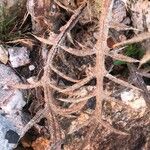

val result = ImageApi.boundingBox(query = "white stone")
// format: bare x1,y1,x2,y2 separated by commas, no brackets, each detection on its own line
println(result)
0,64,27,149
2,90,26,114
29,64,35,71
0,64,26,114
112,0,127,23
8,47,30,68
27,76,37,84
0,115,20,150
121,90,134,103
121,89,146,110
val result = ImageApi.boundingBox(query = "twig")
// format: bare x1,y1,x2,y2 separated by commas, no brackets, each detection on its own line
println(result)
128,64,150,107
54,0,75,13
60,45,96,56
50,63,80,82
8,82,41,89
44,2,87,73
19,108,46,140
107,52,140,63
94,0,114,122
113,32,150,48
60,75,94,93
44,86,63,142
58,90,96,103
106,73,141,91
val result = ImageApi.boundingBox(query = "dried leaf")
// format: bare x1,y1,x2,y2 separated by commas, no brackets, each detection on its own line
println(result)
108,52,139,63
32,34,54,45
68,113,91,134
6,38,34,48
51,140,64,150
107,37,116,48
0,45,8,64
32,137,49,150
21,136,32,148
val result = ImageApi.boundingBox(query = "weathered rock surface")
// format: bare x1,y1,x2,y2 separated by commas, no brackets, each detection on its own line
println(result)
8,47,30,68
0,64,27,149
124,0,150,32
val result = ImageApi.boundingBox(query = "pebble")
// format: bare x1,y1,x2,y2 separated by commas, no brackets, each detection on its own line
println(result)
112,0,127,24
29,64,35,71
121,89,146,110
8,47,30,68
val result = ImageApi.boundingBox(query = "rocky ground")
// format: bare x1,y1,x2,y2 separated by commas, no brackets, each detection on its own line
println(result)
0,0,150,150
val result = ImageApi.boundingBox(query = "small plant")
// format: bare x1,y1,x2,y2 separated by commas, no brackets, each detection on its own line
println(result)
114,44,144,65
0,6,22,41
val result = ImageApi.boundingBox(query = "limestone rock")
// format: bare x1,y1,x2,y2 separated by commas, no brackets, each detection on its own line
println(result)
0,64,27,149
8,47,30,68
123,0,150,32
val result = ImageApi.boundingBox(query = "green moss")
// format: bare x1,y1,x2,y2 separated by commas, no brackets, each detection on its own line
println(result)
114,44,144,66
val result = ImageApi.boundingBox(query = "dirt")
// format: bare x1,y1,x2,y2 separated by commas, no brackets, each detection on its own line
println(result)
0,0,150,150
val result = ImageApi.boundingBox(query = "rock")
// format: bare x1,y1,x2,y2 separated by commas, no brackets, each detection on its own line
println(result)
121,90,134,102
0,64,27,149
122,0,150,66
124,0,150,32
8,47,30,68
112,0,128,24
0,115,20,150
29,64,35,71
1,90,26,114
121,89,146,110
0,63,26,114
